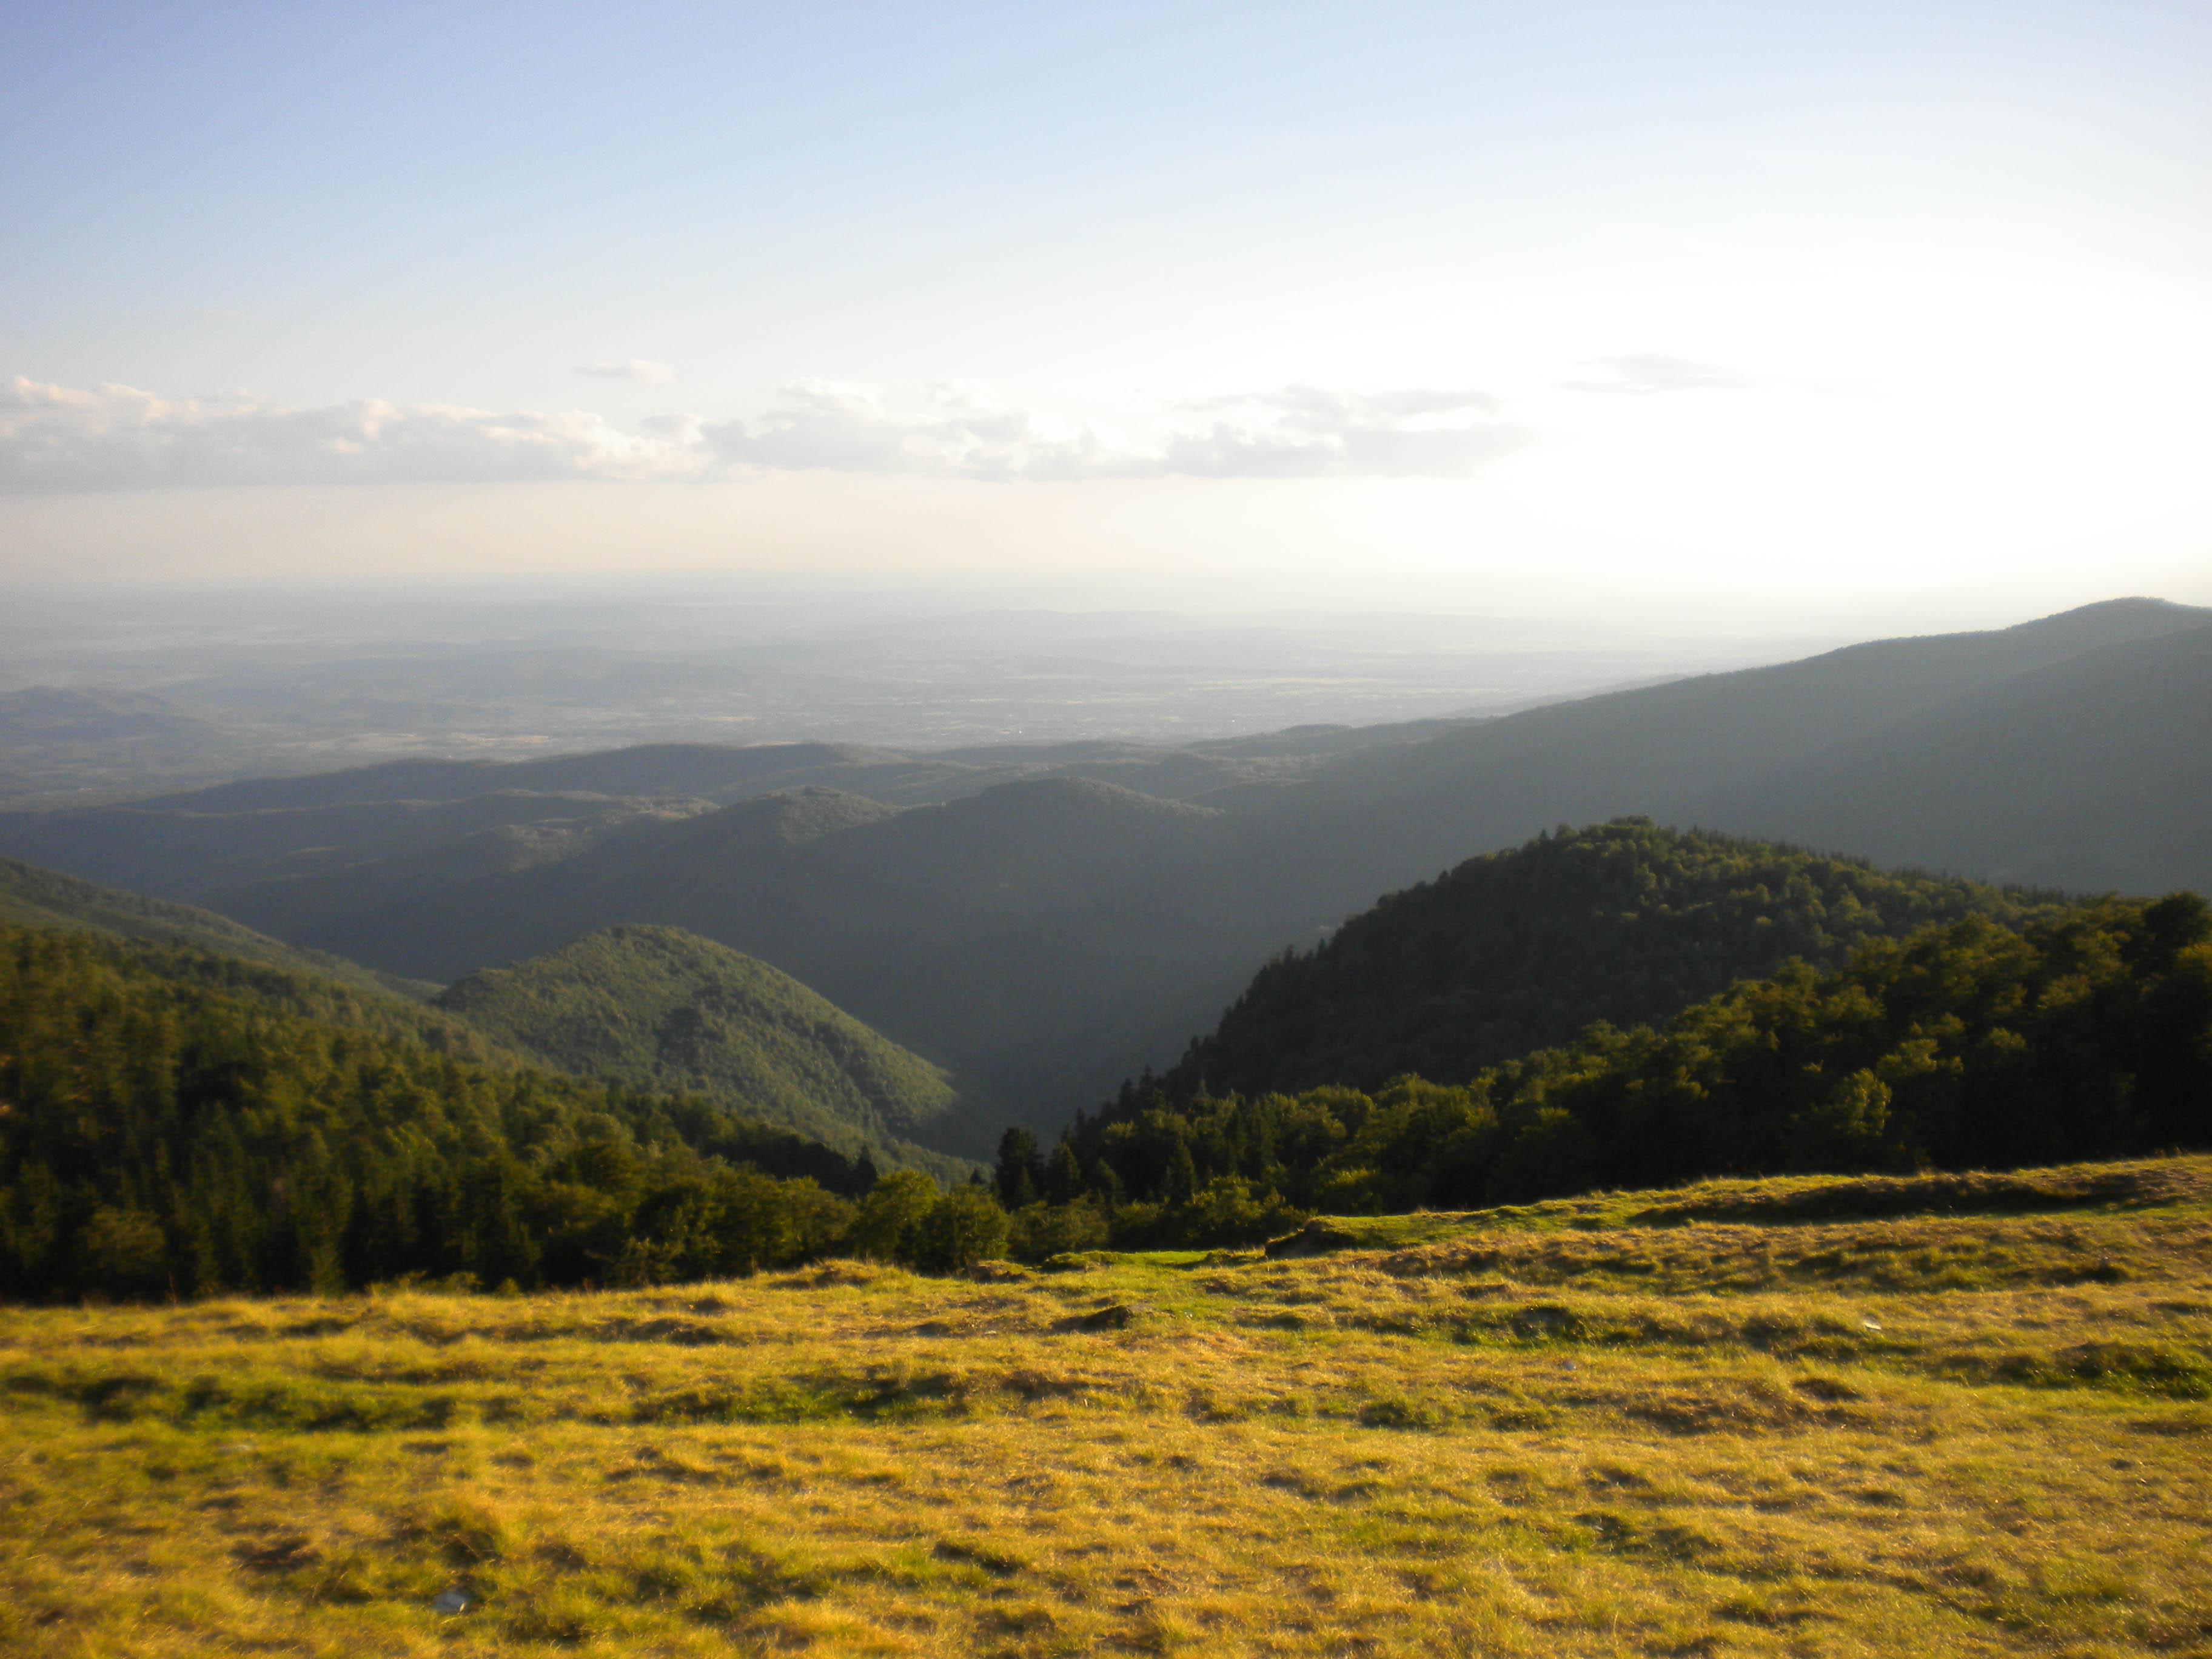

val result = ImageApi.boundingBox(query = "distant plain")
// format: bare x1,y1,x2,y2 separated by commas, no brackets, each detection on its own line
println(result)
0,583,1840,805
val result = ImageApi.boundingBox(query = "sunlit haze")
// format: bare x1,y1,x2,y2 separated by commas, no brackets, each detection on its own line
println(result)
4,2,2210,630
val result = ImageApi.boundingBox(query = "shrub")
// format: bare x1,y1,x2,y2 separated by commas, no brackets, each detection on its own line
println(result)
906,1187,1008,1273
1007,1196,1108,1262
846,1171,940,1262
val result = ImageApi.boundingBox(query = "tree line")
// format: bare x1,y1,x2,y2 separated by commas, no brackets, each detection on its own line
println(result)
0,927,1008,1301
1147,818,2071,1104
1004,893,2210,1239
10,885,2210,1298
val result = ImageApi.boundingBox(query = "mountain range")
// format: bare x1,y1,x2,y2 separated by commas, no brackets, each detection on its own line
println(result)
3,597,2204,1131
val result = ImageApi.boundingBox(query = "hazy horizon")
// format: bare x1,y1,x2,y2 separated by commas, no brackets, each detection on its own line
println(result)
0,574,1871,804
5,4,2208,629
4,577,2199,812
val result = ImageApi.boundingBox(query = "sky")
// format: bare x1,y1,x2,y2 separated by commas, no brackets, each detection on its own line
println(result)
4,1,2210,629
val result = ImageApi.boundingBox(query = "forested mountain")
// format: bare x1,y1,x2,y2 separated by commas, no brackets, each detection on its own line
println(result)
437,925,996,1174
0,788,713,923
1227,598,2212,926
1146,820,2070,1102
1053,893,2212,1236
274,778,1241,1118
1701,622,2212,894
2,598,2205,1123
0,855,982,1176
0,925,1020,1301
0,852,438,1003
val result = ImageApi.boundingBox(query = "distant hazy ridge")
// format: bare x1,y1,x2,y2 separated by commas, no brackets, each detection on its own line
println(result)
3,598,2205,1123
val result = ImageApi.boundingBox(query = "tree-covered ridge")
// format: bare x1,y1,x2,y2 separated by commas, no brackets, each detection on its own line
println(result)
1041,893,2211,1240
434,925,990,1177
0,850,439,1002
1150,819,2071,1104
105,939,511,1064
0,927,1010,1301
0,851,515,1062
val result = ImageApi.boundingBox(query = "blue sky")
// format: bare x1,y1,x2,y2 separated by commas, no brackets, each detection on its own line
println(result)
4,2,2210,624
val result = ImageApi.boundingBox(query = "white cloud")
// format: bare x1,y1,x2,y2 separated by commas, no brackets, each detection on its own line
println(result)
575,358,675,382
709,380,1526,481
0,378,702,490
0,375,1529,491
1558,354,1765,395
1158,386,1524,478
699,380,1121,480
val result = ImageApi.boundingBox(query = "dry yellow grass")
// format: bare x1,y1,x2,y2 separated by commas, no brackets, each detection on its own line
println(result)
3,1156,2210,1657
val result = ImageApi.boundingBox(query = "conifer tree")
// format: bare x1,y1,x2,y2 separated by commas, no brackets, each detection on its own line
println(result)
994,1126,1042,1208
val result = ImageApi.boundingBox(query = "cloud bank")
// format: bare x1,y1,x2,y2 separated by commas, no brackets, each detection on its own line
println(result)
0,379,691,491
0,376,1529,491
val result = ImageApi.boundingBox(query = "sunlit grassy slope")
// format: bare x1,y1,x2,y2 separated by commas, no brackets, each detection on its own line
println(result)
4,1156,2209,1657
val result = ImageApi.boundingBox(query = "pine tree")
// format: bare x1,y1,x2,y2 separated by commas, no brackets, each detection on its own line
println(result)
995,1126,1042,1208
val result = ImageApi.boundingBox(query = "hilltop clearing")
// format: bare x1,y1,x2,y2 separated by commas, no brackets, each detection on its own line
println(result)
2,1154,2207,1655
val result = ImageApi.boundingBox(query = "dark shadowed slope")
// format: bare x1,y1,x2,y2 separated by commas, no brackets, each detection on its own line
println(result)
0,853,440,1002
436,925,996,1172
301,779,1241,1119
290,788,908,980
1142,819,2072,1104
0,789,713,908
1702,623,2212,893
1241,601,2212,930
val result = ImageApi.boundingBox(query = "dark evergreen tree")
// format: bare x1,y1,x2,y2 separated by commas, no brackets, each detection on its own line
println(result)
1045,1135,1084,1204
994,1126,1042,1208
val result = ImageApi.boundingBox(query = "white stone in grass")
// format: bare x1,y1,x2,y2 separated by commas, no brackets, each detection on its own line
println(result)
432,1590,472,1614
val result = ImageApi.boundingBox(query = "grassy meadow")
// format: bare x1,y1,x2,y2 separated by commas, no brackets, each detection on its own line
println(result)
3,1156,2210,1657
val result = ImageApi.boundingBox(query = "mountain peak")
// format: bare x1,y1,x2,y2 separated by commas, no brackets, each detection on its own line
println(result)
2000,596,2211,648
